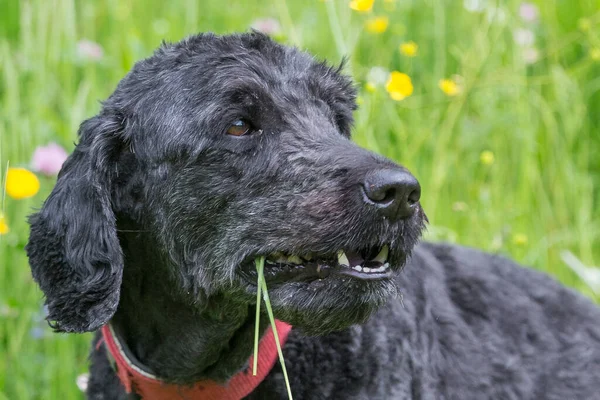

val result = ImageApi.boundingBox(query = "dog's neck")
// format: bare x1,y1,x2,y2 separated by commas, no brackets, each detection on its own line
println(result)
111,224,266,384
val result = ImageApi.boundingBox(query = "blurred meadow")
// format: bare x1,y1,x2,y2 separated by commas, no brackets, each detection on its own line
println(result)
1,0,600,398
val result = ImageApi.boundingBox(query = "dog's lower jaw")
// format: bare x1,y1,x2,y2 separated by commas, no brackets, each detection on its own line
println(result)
236,251,408,335
268,277,399,335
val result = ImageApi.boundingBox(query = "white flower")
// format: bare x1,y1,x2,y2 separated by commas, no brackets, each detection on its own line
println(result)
463,0,486,13
77,373,90,392
366,66,389,86
513,28,535,47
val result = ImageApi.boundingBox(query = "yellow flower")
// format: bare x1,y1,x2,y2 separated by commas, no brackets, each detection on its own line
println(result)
438,78,461,96
349,0,374,12
0,214,8,235
385,72,413,101
512,233,529,246
399,41,418,57
480,150,495,165
591,48,600,61
365,16,389,34
6,167,40,200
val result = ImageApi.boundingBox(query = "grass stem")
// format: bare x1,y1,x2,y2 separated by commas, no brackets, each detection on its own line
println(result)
255,256,293,399
260,277,293,400
252,256,264,375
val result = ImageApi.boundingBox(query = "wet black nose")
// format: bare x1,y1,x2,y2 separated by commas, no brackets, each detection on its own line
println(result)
362,169,421,220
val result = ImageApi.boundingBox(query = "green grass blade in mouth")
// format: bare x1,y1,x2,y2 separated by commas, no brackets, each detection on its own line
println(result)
252,256,264,376
254,256,293,399
260,274,293,400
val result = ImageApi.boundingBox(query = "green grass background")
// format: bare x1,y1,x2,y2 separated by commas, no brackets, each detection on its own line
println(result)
1,0,599,398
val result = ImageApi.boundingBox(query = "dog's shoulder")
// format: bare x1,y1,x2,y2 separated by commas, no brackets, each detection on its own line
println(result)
411,241,600,326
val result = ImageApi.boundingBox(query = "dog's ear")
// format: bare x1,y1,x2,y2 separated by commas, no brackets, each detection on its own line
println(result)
26,114,124,333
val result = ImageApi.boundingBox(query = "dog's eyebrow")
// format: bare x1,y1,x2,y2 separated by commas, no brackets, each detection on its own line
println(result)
219,78,277,114
221,76,271,98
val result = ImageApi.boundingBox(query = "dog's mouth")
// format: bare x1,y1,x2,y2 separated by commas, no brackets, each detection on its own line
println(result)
240,244,394,285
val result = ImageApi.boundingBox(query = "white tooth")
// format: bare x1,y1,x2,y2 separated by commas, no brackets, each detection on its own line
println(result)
373,266,383,273
373,245,389,263
270,252,287,263
383,263,390,270
353,265,363,272
362,267,372,273
338,251,350,267
286,255,303,264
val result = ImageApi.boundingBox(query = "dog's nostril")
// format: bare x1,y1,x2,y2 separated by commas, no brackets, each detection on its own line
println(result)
407,186,421,205
362,169,420,221
368,186,396,204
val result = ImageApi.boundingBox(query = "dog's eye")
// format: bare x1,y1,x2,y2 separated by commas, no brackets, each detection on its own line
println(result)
227,119,251,136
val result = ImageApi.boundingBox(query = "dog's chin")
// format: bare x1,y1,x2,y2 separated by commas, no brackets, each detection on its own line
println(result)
266,276,399,335
238,247,407,335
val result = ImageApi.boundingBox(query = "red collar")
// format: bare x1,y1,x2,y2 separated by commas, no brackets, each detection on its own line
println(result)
100,321,292,400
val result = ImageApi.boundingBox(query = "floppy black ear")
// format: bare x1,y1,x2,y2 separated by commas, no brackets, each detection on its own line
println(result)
26,114,124,333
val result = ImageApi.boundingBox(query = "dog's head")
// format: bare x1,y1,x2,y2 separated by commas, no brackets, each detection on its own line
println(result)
27,32,426,335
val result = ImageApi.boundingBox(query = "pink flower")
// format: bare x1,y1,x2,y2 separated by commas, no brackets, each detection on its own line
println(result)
76,39,104,61
31,143,68,176
519,3,539,23
250,18,282,36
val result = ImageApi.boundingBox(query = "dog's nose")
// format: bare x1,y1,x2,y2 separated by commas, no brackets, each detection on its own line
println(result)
362,169,421,220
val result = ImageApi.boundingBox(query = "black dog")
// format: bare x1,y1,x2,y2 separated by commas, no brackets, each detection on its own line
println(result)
27,32,600,399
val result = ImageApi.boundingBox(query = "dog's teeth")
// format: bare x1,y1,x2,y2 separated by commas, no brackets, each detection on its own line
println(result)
383,263,390,270
286,255,303,265
338,251,350,267
373,245,389,263
268,252,285,263
353,265,363,272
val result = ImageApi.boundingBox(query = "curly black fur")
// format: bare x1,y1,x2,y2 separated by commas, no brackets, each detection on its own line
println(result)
27,32,600,399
